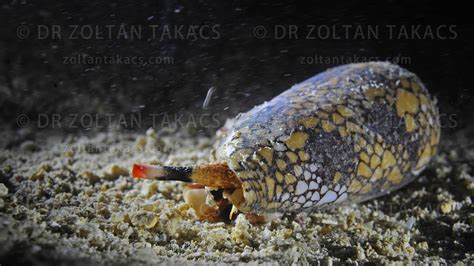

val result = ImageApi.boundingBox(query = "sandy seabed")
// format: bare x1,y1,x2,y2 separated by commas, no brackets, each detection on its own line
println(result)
0,127,472,265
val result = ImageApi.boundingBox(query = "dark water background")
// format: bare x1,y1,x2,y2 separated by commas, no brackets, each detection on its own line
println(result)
0,1,472,135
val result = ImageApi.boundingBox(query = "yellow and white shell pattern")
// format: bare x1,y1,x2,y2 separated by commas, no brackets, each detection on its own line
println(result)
215,62,440,214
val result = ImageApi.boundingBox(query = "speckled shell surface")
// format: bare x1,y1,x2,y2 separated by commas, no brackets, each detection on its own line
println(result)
215,62,440,214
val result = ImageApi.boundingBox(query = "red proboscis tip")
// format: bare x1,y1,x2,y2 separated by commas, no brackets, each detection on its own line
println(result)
132,163,149,178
